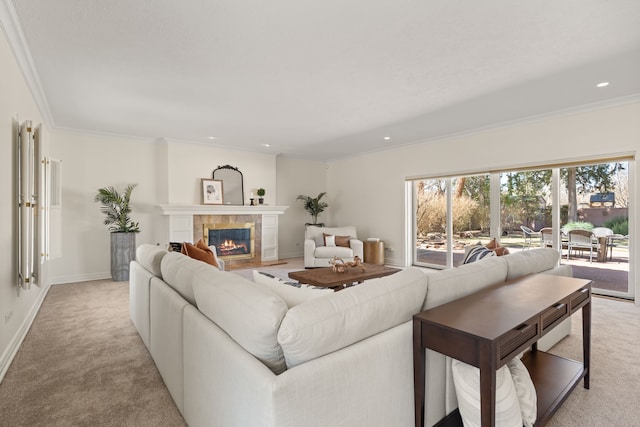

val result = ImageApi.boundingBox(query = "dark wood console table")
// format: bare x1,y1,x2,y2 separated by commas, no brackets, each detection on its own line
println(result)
413,274,592,427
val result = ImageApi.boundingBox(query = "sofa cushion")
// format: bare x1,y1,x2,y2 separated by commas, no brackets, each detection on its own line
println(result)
160,252,220,305
503,248,560,280
314,246,354,258
277,267,427,368
252,271,333,308
192,269,289,374
423,256,508,310
452,359,523,427
136,244,167,277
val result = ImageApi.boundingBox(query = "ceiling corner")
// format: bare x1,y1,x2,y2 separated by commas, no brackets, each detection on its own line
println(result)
0,0,55,128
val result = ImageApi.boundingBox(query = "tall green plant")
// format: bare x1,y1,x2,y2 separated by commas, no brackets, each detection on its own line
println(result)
296,192,328,224
94,184,140,232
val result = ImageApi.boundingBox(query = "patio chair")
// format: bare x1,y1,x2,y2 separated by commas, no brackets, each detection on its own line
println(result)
520,225,540,249
566,229,599,263
539,227,553,248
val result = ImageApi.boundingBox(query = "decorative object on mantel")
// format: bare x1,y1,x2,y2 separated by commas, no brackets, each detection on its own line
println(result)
329,256,366,273
296,192,328,226
201,179,223,205
94,184,140,281
257,188,266,204
213,164,244,205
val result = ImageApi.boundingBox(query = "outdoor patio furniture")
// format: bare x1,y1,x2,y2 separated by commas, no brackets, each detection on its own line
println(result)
520,225,540,249
540,227,553,248
567,229,600,263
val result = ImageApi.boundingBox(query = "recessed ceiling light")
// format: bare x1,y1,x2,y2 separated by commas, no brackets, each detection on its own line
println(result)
207,136,216,139
262,144,271,148
383,136,391,140
596,82,609,88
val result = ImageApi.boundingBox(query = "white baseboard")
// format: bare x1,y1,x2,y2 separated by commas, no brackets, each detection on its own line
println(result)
0,282,52,383
50,272,111,285
278,250,304,259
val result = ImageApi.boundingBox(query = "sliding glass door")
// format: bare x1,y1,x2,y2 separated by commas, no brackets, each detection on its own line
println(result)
411,158,634,300
414,174,491,268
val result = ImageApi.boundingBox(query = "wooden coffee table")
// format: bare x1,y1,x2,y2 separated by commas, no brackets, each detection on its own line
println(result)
288,264,401,290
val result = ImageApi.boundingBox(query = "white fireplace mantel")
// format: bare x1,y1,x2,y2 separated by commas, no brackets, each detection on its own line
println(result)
159,204,288,216
159,204,289,262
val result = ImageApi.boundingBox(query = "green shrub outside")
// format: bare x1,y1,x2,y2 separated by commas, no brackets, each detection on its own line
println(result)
604,216,628,235
562,221,594,233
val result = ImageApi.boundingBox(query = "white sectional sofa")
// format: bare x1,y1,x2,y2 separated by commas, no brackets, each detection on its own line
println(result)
129,245,572,427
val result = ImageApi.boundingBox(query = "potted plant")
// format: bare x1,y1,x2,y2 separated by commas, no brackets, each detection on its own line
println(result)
296,192,328,226
94,184,140,281
257,188,266,204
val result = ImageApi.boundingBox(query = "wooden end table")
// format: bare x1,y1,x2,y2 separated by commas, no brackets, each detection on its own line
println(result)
288,263,401,290
413,274,591,427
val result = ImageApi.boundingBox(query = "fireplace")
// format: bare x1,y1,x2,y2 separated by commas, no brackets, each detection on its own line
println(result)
203,223,255,260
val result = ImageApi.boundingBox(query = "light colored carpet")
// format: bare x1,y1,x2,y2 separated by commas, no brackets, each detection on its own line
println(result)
0,280,186,427
546,296,640,427
1,266,638,426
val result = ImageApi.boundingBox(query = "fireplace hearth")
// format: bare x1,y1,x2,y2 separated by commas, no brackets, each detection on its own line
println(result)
204,223,255,260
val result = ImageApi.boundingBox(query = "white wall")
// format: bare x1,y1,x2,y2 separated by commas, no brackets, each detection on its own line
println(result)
47,131,162,283
276,156,327,258
47,135,280,284
0,25,50,380
165,140,276,205
327,102,640,294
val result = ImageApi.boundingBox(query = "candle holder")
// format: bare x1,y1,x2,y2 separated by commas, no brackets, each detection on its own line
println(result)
250,198,255,206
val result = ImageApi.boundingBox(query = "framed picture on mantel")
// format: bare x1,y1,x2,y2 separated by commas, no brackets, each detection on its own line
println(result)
201,179,223,205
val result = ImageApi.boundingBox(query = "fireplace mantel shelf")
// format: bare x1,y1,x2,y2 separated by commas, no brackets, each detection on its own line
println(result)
159,204,288,216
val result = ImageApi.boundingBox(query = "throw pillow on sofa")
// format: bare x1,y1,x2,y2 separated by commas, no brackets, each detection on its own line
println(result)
452,359,523,427
486,238,510,256
323,233,351,248
252,271,333,308
463,245,496,264
181,239,219,268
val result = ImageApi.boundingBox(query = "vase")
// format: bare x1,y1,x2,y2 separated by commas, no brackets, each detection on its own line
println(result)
111,232,136,281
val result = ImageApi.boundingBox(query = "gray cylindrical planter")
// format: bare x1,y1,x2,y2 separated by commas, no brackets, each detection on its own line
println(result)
111,232,136,281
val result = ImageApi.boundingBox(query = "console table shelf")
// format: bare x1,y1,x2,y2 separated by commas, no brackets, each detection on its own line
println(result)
413,274,592,427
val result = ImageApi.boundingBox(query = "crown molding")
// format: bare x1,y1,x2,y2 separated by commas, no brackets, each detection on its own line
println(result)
0,0,55,128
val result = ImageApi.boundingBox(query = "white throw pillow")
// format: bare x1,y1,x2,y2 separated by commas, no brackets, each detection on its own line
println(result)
507,357,537,427
452,359,523,427
324,235,336,247
252,271,333,308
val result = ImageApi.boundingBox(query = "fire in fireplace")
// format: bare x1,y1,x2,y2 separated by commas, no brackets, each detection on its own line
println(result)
203,223,255,260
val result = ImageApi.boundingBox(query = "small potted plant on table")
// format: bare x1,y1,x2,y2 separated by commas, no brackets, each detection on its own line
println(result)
257,188,266,204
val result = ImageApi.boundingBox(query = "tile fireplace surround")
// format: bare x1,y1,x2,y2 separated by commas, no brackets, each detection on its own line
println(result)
159,205,288,265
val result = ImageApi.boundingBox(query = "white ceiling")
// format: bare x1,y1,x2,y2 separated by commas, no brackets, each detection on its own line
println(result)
5,0,640,161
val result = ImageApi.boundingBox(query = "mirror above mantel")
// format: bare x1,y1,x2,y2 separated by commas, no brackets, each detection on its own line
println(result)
213,165,244,205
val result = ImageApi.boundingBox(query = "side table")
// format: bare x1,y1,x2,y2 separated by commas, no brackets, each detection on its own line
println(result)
413,274,592,427
364,240,385,265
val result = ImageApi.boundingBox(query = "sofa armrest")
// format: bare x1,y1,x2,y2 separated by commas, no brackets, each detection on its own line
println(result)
350,239,364,260
304,239,317,267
